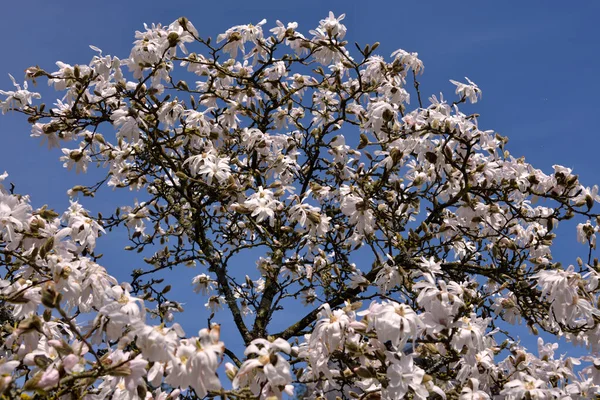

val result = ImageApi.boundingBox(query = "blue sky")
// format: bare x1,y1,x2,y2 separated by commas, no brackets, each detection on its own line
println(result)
1,0,599,363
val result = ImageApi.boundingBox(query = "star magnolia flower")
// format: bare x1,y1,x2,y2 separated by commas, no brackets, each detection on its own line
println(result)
270,20,298,42
339,186,375,235
60,201,105,252
216,19,266,58
192,274,215,296
241,186,281,227
165,325,223,397
500,376,547,399
385,355,428,399
100,284,144,324
0,192,30,247
109,350,148,395
311,303,351,353
419,256,442,283
134,322,183,362
288,201,331,237
0,74,41,114
60,148,91,174
184,152,231,185
359,301,421,349
0,360,19,393
460,378,490,400
205,295,226,313
233,338,294,399
450,77,481,103
310,11,347,40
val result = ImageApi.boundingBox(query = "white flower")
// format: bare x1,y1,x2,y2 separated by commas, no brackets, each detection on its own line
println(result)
492,293,522,325
134,323,182,362
192,274,215,296
270,20,299,46
205,295,226,313
450,77,481,103
452,314,488,353
0,74,41,114
238,186,281,227
158,100,184,127
165,325,223,397
100,284,144,324
385,355,428,399
233,338,293,399
364,100,397,135
339,186,374,235
216,19,267,58
0,190,31,247
577,221,596,245
0,360,19,375
288,201,330,237
391,49,424,74
60,148,91,174
37,368,60,389
108,350,148,396
419,256,442,283
111,107,142,143
311,12,346,40
310,304,350,354
300,288,317,305
0,360,19,393
309,12,349,65
197,156,231,185
460,378,490,400
359,301,420,349
184,152,232,185
500,376,547,399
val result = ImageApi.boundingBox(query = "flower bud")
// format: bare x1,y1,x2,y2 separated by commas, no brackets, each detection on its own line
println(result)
41,282,61,309
225,363,237,381
167,32,180,47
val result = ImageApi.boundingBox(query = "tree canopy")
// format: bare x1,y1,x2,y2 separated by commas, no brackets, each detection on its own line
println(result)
1,12,600,400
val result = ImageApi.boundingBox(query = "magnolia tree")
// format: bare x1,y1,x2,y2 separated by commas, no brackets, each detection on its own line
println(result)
1,12,600,400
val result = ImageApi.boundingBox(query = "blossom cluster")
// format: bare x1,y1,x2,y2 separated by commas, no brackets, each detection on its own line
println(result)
1,11,600,400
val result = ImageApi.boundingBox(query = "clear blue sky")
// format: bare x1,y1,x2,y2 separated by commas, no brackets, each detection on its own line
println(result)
1,0,599,360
